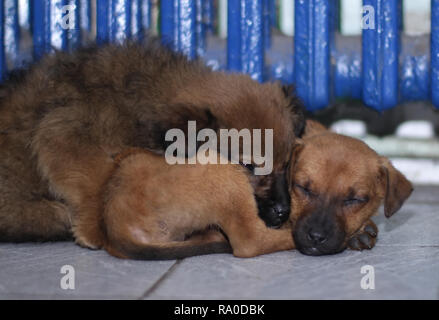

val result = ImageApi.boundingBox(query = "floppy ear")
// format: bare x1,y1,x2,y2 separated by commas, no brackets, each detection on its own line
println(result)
380,158,414,218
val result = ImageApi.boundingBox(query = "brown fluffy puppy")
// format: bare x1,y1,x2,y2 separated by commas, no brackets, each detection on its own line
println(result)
0,41,304,246
102,148,293,260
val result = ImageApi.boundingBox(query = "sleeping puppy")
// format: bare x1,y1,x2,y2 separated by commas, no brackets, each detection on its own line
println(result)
290,120,413,255
101,120,413,260
0,41,304,246
102,148,294,260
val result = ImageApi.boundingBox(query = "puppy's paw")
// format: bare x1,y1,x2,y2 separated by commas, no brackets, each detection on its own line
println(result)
347,220,378,251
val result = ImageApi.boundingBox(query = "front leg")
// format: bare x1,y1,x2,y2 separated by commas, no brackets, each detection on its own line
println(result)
347,220,378,251
219,202,295,258
232,226,294,258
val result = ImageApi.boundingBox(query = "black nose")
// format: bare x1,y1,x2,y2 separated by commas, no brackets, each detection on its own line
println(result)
273,204,290,220
307,229,328,244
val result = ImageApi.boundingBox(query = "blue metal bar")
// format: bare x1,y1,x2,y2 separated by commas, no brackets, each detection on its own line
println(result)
227,0,264,82
0,0,434,111
195,0,204,54
5,0,20,67
362,0,399,111
28,0,34,34
132,0,150,41
141,0,151,31
178,0,197,59
50,0,68,51
203,0,214,33
97,0,109,44
66,0,82,50
18,0,31,30
160,0,197,59
80,0,91,32
400,54,429,102
131,0,140,39
242,0,264,81
196,0,206,56
269,0,276,27
263,0,272,49
294,0,333,111
328,0,337,100
131,0,151,41
227,0,242,72
432,0,439,108
110,0,131,42
33,0,50,60
0,2,5,81
334,43,362,100
33,0,70,55
160,0,176,48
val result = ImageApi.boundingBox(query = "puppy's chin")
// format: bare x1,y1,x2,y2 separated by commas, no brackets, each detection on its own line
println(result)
295,243,346,256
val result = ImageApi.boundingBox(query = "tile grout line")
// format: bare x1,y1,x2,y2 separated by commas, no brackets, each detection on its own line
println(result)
375,244,439,248
406,201,439,205
138,259,183,300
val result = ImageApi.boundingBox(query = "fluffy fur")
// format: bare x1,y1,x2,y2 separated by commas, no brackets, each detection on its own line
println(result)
102,148,293,260
94,120,414,260
0,40,304,246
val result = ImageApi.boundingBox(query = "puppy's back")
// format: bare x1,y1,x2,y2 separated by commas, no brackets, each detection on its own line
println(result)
102,150,255,256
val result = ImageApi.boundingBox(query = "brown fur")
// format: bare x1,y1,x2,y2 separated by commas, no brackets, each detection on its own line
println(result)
290,120,413,255
102,148,293,259
100,118,413,259
0,40,304,246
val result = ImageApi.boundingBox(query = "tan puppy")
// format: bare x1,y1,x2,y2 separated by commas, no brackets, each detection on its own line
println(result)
102,148,294,260
290,120,413,255
101,120,413,260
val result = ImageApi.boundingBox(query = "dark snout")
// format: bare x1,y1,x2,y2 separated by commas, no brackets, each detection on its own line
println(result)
257,172,291,228
293,208,346,256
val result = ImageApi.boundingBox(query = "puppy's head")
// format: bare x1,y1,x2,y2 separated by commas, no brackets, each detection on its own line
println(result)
200,80,305,229
233,83,305,229
167,73,305,229
290,127,413,256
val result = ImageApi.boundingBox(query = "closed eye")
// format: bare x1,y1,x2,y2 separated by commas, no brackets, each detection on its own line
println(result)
343,197,369,206
295,184,313,197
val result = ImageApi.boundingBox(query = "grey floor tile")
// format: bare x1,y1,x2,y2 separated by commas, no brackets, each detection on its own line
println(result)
1,186,438,300
146,199,439,300
146,246,439,300
0,242,176,299
372,203,439,246
408,185,439,204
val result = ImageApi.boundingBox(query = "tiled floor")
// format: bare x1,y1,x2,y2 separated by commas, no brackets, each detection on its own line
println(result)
1,185,438,300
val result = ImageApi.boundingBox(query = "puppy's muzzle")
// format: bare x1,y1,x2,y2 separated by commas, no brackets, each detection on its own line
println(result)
256,172,291,228
258,202,290,229
293,208,346,256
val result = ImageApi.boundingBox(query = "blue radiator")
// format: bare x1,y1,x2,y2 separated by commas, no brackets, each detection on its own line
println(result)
0,0,437,112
